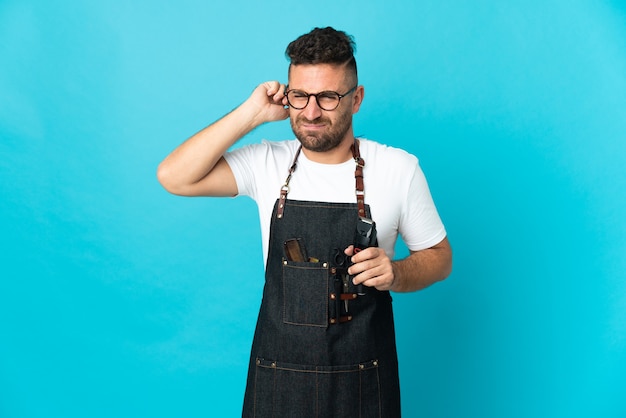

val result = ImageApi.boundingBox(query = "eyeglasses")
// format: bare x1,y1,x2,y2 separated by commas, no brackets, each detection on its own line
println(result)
285,85,358,111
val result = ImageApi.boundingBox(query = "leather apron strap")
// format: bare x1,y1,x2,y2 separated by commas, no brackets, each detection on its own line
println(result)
276,139,366,219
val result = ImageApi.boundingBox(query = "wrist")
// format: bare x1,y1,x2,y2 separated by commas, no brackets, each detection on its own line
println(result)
390,262,400,292
235,99,267,132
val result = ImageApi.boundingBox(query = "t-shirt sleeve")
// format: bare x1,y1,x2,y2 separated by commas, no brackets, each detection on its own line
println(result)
223,140,291,203
223,142,275,201
399,163,447,251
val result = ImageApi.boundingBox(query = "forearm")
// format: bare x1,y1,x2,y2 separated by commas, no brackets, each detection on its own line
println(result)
157,100,262,194
390,237,452,293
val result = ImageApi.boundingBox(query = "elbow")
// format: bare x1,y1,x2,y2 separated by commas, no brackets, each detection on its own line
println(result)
441,257,453,282
440,244,453,281
156,162,181,195
433,237,453,282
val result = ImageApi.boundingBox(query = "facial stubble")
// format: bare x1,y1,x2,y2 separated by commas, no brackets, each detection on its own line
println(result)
290,109,353,153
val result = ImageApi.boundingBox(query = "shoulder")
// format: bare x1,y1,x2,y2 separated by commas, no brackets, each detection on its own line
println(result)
258,138,301,153
226,139,300,166
224,139,300,200
233,138,299,155
359,138,418,171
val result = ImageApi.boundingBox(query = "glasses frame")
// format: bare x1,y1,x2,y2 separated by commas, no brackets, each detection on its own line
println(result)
284,85,358,111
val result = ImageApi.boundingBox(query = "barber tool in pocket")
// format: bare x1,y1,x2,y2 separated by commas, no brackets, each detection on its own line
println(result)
283,238,319,262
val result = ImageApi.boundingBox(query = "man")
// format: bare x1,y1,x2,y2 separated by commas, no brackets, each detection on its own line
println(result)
158,27,451,417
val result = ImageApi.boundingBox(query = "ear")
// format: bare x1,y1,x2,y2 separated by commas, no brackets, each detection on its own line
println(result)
352,85,365,114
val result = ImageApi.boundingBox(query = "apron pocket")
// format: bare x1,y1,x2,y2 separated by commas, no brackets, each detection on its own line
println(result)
253,358,381,418
282,260,329,327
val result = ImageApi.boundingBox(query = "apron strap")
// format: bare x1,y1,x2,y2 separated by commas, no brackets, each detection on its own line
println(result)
351,139,367,217
277,145,302,219
276,139,366,219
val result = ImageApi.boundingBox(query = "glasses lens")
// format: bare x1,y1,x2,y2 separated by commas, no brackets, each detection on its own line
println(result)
316,92,340,110
287,91,309,109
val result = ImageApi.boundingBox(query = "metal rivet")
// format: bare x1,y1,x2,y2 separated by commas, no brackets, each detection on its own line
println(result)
323,262,328,268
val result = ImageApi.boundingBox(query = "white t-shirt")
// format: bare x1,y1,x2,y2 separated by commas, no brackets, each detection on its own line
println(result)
224,138,446,266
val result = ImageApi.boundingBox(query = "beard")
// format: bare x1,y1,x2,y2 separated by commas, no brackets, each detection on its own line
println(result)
290,110,352,153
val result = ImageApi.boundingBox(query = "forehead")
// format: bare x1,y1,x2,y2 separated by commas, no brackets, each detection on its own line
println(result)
288,63,352,91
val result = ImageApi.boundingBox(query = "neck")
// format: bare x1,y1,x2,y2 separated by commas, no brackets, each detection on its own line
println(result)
300,136,355,164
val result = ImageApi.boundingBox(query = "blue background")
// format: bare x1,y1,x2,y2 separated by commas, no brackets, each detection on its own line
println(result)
1,1,625,417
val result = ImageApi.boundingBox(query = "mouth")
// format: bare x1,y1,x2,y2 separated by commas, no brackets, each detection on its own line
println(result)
302,123,325,130
298,117,328,130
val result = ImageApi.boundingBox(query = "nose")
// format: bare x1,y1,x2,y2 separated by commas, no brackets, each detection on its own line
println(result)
301,95,323,120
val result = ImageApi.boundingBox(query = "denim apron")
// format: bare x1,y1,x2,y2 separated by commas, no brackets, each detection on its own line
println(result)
242,142,401,417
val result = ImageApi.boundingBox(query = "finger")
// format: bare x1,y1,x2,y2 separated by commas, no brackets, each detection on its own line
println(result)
274,83,287,99
351,261,383,283
355,270,394,291
344,245,355,256
350,246,377,264
263,81,280,95
268,83,285,102
350,252,393,284
354,274,384,290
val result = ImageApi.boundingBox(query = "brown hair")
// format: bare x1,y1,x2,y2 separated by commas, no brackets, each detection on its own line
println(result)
285,27,358,80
